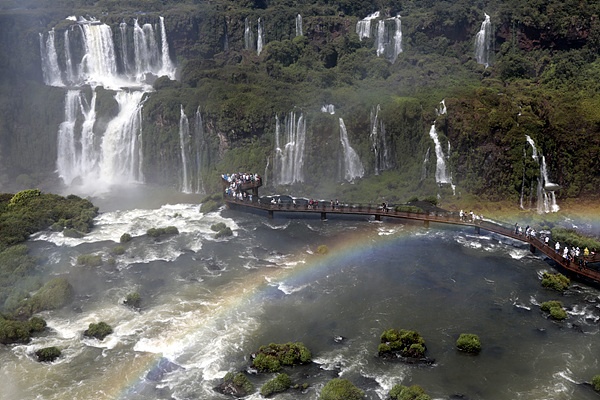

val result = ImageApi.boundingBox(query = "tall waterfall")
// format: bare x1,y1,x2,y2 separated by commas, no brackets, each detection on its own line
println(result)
296,14,303,36
370,105,393,175
523,136,559,213
356,11,380,40
194,107,206,194
375,16,402,63
421,147,430,181
321,104,335,114
428,124,450,184
244,18,255,51
41,16,176,192
39,29,64,87
179,106,192,193
257,18,264,55
525,134,538,161
475,13,492,67
339,118,364,182
274,112,306,185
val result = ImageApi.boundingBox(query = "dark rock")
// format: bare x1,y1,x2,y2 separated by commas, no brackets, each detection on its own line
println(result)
146,357,183,382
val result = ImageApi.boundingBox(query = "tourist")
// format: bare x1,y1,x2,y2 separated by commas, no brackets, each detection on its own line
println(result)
514,223,519,234
544,236,549,246
555,241,560,253
584,247,590,256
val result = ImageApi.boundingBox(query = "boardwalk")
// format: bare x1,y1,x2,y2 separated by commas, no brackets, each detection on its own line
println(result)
223,194,600,285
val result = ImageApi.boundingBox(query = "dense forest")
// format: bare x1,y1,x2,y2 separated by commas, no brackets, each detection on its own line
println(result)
0,0,599,206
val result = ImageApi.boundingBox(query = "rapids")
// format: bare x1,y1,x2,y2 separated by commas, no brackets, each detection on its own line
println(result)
1,188,599,400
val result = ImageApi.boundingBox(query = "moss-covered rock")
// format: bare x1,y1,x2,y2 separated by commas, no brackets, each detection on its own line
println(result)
124,292,141,309
200,200,220,214
456,333,481,354
120,233,132,243
14,277,73,318
260,373,292,396
214,227,233,238
389,384,431,400
210,222,227,232
84,321,113,340
540,300,568,320
35,346,61,362
111,245,126,255
77,254,103,267
378,328,428,360
320,378,364,400
541,272,570,292
252,342,312,372
147,226,179,238
215,372,254,397
0,315,46,344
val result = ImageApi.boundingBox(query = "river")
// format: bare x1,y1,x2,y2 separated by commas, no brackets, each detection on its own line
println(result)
1,186,599,400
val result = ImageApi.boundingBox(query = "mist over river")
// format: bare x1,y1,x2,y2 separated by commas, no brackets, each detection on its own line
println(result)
1,187,599,400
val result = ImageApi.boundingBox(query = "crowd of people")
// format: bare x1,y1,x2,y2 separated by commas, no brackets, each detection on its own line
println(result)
459,209,483,223
222,172,261,200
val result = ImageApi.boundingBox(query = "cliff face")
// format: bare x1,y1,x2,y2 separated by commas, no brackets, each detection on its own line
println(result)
0,1,598,204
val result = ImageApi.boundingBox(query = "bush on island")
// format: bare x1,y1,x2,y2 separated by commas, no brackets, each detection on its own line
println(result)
120,233,132,243
14,277,74,318
540,300,567,320
456,333,481,354
124,292,141,309
378,328,426,358
210,222,227,232
111,245,126,255
0,315,46,344
317,245,329,255
216,372,254,397
77,254,103,267
35,346,61,362
252,342,312,372
541,272,570,292
389,384,431,400
84,321,113,340
147,226,179,238
592,375,600,392
215,227,233,238
260,373,292,396
320,378,364,400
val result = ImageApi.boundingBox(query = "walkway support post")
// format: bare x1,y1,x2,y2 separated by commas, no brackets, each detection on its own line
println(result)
268,210,273,219
424,220,429,228
529,243,536,254
475,226,480,235
321,212,326,220
375,214,381,221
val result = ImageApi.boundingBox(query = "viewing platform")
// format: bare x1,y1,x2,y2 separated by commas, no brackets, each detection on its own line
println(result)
220,177,600,286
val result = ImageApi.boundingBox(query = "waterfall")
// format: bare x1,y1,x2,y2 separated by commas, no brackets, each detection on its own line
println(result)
179,106,192,193
133,19,161,81
64,30,76,85
80,20,120,88
523,136,559,213
370,105,392,175
119,22,131,77
428,124,450,184
56,91,80,184
339,118,364,182
296,14,303,36
356,11,380,40
525,134,538,161
392,16,402,63
437,99,447,116
257,18,265,55
274,112,306,185
39,29,64,87
159,16,175,79
244,18,254,51
99,91,145,184
321,104,335,114
194,107,205,193
372,15,402,63
376,20,386,57
421,147,430,181
475,13,492,67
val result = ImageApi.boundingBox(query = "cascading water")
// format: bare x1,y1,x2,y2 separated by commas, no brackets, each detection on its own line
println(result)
339,118,365,182
257,18,264,55
428,124,450,184
296,14,303,37
475,13,492,67
374,16,402,63
356,11,380,40
523,136,559,213
274,112,306,185
179,106,192,193
244,18,254,51
194,107,206,194
525,134,538,161
321,104,335,114
421,147,430,181
370,104,393,175
41,16,176,193
39,29,64,87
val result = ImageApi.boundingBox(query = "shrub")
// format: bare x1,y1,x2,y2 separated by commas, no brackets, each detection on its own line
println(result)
592,375,600,392
422,196,438,206
217,372,254,397
210,222,227,232
77,254,103,267
379,328,426,358
147,226,179,238
252,342,312,372
111,245,126,255
35,346,61,362
0,315,46,344
320,378,364,400
389,384,431,400
120,233,132,243
456,333,481,354
317,245,329,254
124,292,141,309
394,205,424,213
84,321,113,340
260,373,292,396
215,227,233,238
541,272,570,292
8,189,42,208
540,300,567,320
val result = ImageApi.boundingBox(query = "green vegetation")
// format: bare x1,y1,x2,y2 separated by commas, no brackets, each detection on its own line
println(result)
84,321,113,340
378,328,426,358
456,333,481,354
211,222,233,238
147,226,179,238
540,300,568,320
77,254,103,267
592,375,600,392
317,245,329,255
252,342,312,372
551,228,600,252
0,315,46,344
35,346,61,362
210,222,227,232
120,233,132,243
389,384,431,400
260,373,292,396
13,277,73,318
320,378,364,400
200,194,223,214
217,372,254,397
111,245,126,255
124,292,141,309
541,272,570,292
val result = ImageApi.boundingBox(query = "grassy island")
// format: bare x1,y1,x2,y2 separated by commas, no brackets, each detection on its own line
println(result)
252,342,312,372
320,378,364,400
389,384,431,400
378,328,427,359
